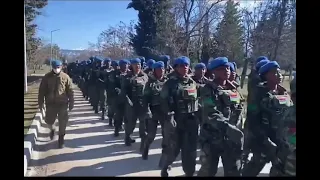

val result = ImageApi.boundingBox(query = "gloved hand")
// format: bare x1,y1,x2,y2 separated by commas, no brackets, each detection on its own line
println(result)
69,102,74,111
115,88,121,95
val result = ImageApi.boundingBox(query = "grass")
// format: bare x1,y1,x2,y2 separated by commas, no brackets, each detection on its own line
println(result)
24,68,48,136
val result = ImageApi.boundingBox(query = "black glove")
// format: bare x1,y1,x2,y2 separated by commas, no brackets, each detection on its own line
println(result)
69,102,74,111
115,88,121,95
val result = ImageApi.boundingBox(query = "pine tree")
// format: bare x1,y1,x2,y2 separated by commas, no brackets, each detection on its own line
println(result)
215,0,244,66
127,0,157,58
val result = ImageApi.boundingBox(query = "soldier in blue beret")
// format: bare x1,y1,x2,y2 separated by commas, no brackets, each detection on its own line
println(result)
110,59,131,136
141,61,168,160
159,56,199,177
38,60,74,148
121,57,149,148
144,59,156,76
192,63,208,126
198,57,244,177
242,61,290,176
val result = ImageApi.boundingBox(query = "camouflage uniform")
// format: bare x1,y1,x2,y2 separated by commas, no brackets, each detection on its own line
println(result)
192,75,208,125
121,70,149,147
197,80,244,176
109,68,128,136
141,72,168,159
269,78,296,176
89,58,103,113
38,61,74,148
159,57,199,177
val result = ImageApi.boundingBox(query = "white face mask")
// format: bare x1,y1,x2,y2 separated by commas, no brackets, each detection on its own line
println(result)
53,68,61,74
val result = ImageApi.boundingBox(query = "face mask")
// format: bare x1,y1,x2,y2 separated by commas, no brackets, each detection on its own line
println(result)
53,68,61,74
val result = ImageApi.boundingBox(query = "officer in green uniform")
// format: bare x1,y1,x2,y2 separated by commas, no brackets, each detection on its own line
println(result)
159,56,199,177
38,60,74,148
99,58,113,121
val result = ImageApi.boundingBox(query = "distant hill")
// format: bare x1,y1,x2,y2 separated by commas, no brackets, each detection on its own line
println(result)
60,49,86,57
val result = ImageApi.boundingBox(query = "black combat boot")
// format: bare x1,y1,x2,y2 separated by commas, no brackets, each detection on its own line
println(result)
140,136,146,153
161,168,169,177
108,118,113,126
125,135,132,146
58,135,65,149
114,128,119,137
94,106,99,114
101,108,105,120
49,129,54,140
142,141,150,160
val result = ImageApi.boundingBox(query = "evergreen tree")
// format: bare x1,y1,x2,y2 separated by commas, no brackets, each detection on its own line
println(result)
127,0,157,58
215,0,244,66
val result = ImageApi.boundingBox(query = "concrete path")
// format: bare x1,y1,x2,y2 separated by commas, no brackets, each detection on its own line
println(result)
26,89,272,177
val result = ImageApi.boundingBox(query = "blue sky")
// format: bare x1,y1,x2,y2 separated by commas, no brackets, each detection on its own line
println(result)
35,0,138,50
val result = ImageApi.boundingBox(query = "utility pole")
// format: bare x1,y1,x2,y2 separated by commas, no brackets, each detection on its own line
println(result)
50,29,60,62
24,3,28,94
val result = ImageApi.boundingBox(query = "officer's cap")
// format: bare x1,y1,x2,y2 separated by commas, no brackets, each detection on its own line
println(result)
258,61,280,75
207,57,229,71
194,63,206,70
152,61,165,69
51,60,62,68
174,56,190,66
147,59,156,68
256,59,270,71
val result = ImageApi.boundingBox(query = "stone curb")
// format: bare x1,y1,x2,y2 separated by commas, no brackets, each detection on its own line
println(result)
24,108,46,176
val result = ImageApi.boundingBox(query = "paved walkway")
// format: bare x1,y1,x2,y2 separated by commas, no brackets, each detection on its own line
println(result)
26,89,272,177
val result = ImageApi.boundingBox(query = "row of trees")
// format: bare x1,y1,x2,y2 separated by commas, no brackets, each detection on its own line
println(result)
81,0,295,70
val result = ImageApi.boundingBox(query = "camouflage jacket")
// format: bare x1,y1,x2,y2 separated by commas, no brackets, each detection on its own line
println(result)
160,75,198,114
247,82,292,144
144,74,168,108
200,80,245,127
38,71,74,106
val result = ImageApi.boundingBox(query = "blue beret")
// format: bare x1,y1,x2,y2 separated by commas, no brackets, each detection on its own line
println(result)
258,61,280,75
147,59,156,68
51,60,62,68
228,62,235,72
195,63,206,70
256,59,270,70
256,56,268,63
131,58,141,64
207,57,229,70
119,59,130,65
174,56,190,66
104,58,111,62
161,55,170,62
152,61,165,69
111,60,119,66
232,62,237,70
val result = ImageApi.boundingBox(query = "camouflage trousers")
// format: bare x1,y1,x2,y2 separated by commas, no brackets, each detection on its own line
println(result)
145,107,165,147
45,103,69,136
197,143,242,176
269,150,296,176
159,113,198,176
